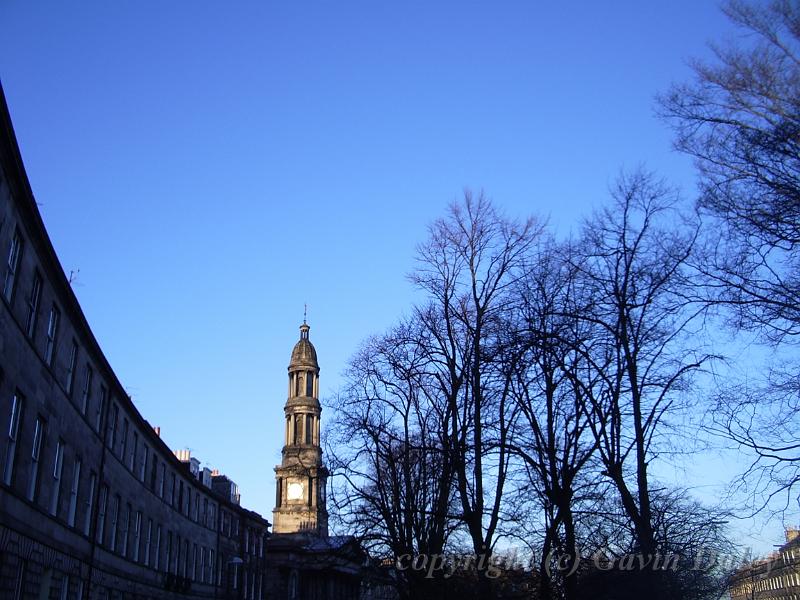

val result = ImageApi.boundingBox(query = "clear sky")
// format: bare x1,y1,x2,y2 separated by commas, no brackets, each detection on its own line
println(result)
0,1,781,554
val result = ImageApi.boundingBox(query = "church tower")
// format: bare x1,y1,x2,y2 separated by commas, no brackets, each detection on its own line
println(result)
273,322,328,536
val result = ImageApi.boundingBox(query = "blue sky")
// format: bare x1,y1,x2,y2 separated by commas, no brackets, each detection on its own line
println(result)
0,1,781,553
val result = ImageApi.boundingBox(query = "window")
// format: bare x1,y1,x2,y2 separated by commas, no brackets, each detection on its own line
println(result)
80,365,93,416
96,484,108,543
154,524,162,571
83,472,96,535
139,445,148,481
120,418,128,460
175,535,181,575
132,511,142,562
24,271,42,339
200,547,206,583
12,559,26,600
3,229,23,303
27,416,45,501
174,534,180,575
109,494,120,551
67,459,81,526
170,472,176,506
65,341,78,396
166,532,172,573
3,391,23,486
49,439,65,516
305,414,313,444
178,480,184,513
293,414,301,445
144,518,152,566
306,371,314,397
192,543,198,580
129,431,137,471
183,539,189,577
44,305,60,366
150,455,158,491
107,403,118,449
120,502,131,557
60,574,70,600
158,462,165,498
95,385,106,432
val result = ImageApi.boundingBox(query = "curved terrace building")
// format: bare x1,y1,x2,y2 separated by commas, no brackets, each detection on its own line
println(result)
0,83,270,600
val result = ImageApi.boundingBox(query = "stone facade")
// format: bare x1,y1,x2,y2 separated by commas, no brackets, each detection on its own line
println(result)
0,82,269,599
729,529,800,600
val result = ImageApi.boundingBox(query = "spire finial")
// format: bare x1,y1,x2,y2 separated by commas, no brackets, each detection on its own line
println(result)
303,303,307,325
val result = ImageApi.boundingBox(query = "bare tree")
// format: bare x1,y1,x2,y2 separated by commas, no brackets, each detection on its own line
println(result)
659,0,800,516
659,0,800,341
576,487,734,600
506,239,601,600
708,369,800,516
332,182,722,599
328,320,457,599
571,171,710,581
410,191,542,599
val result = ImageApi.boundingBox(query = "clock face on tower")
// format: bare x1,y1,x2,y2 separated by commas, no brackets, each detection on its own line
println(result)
287,481,305,501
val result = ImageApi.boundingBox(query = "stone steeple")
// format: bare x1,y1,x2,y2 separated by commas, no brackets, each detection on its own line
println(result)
272,323,328,535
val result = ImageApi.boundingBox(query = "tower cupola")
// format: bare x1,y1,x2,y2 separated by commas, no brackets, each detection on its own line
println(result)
289,323,318,369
